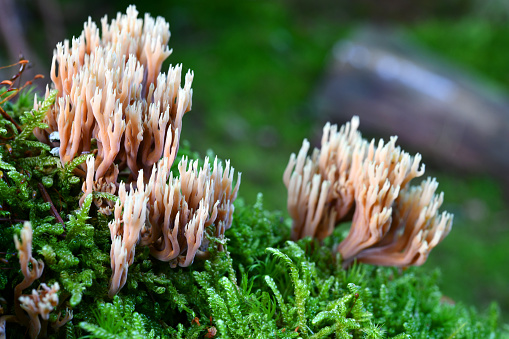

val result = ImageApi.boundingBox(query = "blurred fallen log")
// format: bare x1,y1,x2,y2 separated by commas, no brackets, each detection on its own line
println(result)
315,26,509,189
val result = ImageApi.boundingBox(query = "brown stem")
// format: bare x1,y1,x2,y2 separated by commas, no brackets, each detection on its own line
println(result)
72,167,86,178
0,105,21,133
346,292,360,318
37,183,65,230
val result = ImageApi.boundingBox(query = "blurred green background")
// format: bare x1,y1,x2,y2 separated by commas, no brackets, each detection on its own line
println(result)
1,0,508,323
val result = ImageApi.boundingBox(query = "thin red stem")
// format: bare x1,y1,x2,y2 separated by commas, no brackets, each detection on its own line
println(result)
37,182,65,230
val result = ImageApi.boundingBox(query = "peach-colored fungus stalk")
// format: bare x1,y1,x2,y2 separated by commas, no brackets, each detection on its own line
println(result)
13,222,44,329
108,173,149,297
19,283,60,339
2,223,73,338
284,116,453,267
283,117,365,241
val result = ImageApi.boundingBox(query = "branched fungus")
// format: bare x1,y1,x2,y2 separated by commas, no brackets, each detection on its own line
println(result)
13,222,44,328
19,283,60,339
2,223,72,338
107,156,240,296
283,117,365,241
351,177,453,266
284,116,453,267
108,173,149,297
33,5,241,299
34,5,193,212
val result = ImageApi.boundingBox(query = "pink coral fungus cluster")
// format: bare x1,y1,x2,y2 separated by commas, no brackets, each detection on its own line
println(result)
107,156,240,297
33,5,241,297
34,5,193,211
284,116,453,267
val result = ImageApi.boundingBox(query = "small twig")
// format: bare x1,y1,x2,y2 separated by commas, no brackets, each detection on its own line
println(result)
0,59,28,70
346,293,360,318
0,105,21,133
72,167,86,177
37,182,65,230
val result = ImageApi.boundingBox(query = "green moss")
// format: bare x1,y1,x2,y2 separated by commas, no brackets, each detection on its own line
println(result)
0,43,507,339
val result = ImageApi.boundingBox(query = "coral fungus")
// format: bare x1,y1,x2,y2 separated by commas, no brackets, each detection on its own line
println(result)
49,5,242,297
284,116,453,266
0,223,72,338
34,5,193,212
105,155,240,296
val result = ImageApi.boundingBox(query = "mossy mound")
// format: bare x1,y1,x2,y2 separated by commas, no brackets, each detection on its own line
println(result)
0,65,507,339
